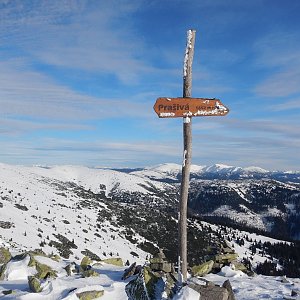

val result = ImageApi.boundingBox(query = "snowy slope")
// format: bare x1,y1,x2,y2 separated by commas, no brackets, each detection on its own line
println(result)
0,163,174,264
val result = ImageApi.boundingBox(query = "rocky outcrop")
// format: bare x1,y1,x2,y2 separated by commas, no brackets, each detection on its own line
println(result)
76,290,104,299
28,276,42,293
149,249,173,273
125,250,177,300
192,260,214,276
82,269,99,278
222,280,236,300
100,257,123,267
189,280,236,300
80,256,92,271
0,247,11,264
126,271,149,300
122,262,141,280
215,253,239,264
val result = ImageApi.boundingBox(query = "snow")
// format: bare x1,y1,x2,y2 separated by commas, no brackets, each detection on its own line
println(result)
131,163,182,181
218,265,246,278
173,286,200,300
3,255,36,281
227,182,250,202
30,164,168,195
211,205,269,230
183,29,194,78
2,260,300,300
0,263,129,299
0,163,151,263
203,273,300,300
182,150,187,168
244,166,269,173
183,116,191,123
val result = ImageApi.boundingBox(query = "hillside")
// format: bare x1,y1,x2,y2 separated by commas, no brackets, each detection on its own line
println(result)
1,162,300,299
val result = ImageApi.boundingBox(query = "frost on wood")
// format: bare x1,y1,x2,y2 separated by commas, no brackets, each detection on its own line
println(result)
183,116,191,123
182,150,187,168
159,112,176,117
183,29,194,78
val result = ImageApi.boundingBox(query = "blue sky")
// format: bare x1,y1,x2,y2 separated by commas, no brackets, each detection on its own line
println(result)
1,0,300,170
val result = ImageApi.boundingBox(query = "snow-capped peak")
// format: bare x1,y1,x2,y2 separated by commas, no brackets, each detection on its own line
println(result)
243,166,269,173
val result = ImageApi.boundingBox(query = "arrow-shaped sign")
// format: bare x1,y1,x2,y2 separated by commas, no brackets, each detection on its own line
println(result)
153,97,229,118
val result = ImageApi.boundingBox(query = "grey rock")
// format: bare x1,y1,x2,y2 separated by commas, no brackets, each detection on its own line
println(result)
28,276,42,293
291,290,299,297
150,249,172,273
189,283,229,300
76,290,104,299
0,247,11,264
192,260,214,277
222,279,236,300
122,262,137,280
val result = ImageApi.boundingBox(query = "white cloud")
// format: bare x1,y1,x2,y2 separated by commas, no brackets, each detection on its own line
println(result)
0,0,151,84
255,67,300,97
0,58,154,135
270,98,300,111
254,32,300,97
0,137,181,167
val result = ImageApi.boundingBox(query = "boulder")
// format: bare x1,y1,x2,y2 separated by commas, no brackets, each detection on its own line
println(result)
143,267,162,298
189,283,229,300
64,264,72,276
82,269,99,278
80,256,92,271
125,272,149,300
28,276,42,293
291,290,299,297
221,243,235,254
125,266,165,300
192,260,214,277
35,262,57,279
0,263,7,280
215,253,238,264
2,289,16,295
122,262,137,280
0,247,11,264
76,290,104,299
150,249,173,273
222,279,236,300
100,257,123,267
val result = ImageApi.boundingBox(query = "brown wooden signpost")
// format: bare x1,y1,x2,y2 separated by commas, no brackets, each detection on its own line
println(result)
153,30,229,284
154,97,229,118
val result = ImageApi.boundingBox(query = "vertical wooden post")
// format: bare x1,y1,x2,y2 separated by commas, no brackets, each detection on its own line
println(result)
179,29,196,283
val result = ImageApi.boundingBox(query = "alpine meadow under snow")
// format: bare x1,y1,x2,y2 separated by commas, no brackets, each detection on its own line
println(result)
1,162,300,299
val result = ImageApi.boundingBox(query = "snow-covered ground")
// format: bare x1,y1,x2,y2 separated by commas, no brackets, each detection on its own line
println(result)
0,254,129,299
203,267,300,300
1,254,299,299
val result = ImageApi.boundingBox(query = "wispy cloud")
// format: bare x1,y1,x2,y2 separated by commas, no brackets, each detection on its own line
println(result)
254,32,300,98
0,0,152,85
0,137,181,167
270,98,300,111
0,58,154,135
255,68,300,98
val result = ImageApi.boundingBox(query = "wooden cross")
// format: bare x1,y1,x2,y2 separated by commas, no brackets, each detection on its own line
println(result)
153,29,229,283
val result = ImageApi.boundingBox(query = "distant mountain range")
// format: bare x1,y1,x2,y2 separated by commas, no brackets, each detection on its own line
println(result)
115,163,300,183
